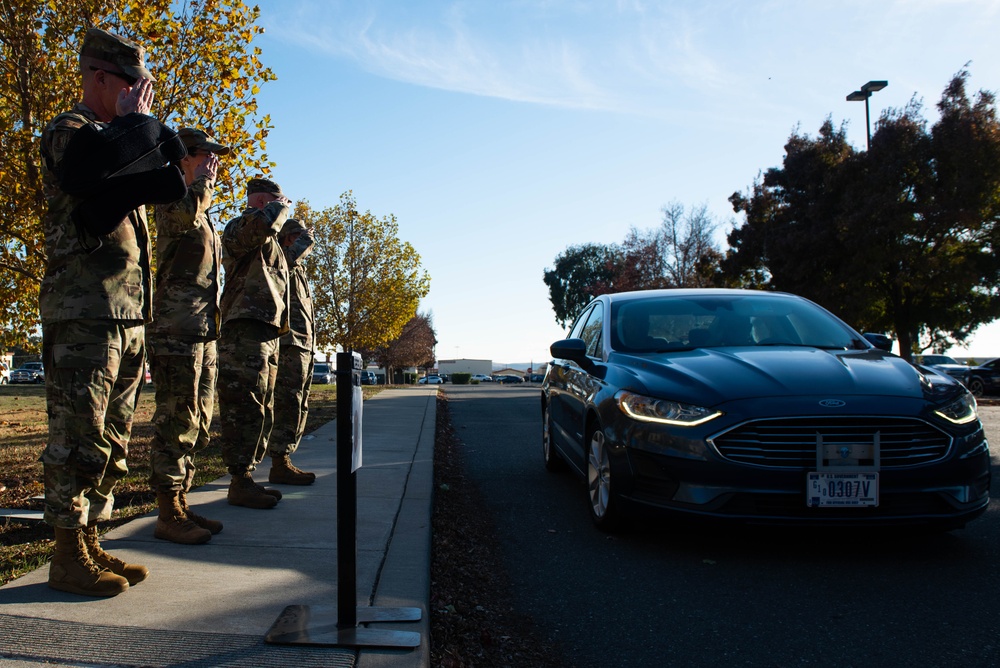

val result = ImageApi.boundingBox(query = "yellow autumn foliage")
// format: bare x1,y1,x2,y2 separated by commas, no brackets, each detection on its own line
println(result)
0,0,275,350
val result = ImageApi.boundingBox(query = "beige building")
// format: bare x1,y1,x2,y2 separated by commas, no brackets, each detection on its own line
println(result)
437,358,492,377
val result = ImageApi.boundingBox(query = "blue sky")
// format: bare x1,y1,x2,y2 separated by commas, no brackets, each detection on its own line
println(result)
251,0,1000,365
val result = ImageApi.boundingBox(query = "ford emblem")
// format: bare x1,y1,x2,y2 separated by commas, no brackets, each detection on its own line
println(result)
819,399,846,408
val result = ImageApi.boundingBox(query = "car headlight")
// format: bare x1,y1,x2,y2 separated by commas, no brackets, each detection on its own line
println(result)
616,390,723,426
933,392,978,425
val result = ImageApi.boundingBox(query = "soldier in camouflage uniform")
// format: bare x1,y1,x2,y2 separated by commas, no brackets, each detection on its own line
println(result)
217,177,291,509
148,128,231,544
38,28,158,597
267,219,317,485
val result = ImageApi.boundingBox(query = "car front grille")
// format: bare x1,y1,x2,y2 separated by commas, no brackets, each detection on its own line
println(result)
711,417,951,469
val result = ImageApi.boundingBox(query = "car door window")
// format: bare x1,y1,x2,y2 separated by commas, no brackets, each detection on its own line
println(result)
568,305,594,340
580,302,604,358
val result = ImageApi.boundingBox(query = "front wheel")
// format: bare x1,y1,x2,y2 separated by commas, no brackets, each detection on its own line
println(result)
586,423,624,532
968,377,985,398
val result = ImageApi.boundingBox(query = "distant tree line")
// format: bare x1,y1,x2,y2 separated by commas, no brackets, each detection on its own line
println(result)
544,69,1000,361
543,202,722,328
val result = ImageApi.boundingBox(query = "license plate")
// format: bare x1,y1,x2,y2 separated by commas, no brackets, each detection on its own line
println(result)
806,472,878,507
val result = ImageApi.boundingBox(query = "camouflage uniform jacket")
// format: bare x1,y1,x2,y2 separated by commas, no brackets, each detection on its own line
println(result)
280,230,315,350
39,102,153,324
220,201,290,332
149,175,222,340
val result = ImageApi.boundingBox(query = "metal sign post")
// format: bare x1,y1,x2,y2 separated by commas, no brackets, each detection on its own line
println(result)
265,351,421,649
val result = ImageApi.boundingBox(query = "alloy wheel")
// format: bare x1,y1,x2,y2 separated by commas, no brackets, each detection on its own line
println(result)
587,428,611,519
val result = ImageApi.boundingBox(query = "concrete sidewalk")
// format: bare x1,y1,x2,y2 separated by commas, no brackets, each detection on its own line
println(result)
0,387,437,668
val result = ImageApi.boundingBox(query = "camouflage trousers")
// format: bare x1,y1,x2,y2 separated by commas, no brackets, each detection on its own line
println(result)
217,319,279,474
40,318,145,529
268,344,314,457
147,337,217,491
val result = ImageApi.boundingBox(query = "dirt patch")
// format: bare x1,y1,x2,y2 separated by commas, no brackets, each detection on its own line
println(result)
430,392,566,667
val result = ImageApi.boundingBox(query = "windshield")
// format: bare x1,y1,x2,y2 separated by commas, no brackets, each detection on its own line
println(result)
315,364,329,373
610,293,860,353
920,355,959,365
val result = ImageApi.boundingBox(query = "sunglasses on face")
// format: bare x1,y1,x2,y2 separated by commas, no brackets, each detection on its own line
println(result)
89,66,138,86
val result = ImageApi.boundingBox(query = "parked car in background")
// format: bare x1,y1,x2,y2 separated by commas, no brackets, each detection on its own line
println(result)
542,288,990,533
496,374,524,384
360,371,378,385
471,374,493,383
527,373,545,383
312,362,334,385
10,362,44,384
965,358,1000,397
916,354,971,386
418,375,444,384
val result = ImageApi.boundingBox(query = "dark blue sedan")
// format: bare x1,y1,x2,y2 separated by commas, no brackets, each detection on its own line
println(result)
541,289,990,532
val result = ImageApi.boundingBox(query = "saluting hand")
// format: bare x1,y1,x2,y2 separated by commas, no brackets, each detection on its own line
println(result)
116,77,155,116
196,153,219,181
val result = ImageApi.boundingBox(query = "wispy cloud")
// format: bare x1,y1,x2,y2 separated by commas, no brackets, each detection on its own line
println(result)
267,1,727,115
265,0,1000,121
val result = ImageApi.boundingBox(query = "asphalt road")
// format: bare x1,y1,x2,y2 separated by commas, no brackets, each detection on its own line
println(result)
444,384,1000,668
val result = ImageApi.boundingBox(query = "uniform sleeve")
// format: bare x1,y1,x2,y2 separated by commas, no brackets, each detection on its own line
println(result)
156,175,214,236
222,200,289,260
41,114,90,178
284,229,315,266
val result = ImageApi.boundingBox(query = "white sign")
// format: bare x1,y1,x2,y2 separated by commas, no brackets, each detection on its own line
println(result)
352,381,363,471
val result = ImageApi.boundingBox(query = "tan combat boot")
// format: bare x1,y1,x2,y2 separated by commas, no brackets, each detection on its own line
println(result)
154,490,212,544
256,482,282,499
228,471,279,509
85,522,150,585
49,526,129,597
268,453,316,485
179,489,223,535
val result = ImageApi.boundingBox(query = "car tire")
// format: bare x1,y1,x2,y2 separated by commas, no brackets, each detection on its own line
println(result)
586,421,624,532
542,403,566,472
968,377,985,398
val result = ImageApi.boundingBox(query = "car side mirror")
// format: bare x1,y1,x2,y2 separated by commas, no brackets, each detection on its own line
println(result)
863,332,893,352
550,338,600,374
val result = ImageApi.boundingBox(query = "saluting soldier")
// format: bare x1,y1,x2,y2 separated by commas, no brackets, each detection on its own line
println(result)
217,177,290,509
148,128,230,544
39,28,159,597
266,218,317,485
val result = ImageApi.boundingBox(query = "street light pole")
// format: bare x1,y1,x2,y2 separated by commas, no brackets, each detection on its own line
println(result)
846,80,888,150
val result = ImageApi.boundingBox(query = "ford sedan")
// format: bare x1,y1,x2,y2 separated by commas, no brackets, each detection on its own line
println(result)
541,289,990,532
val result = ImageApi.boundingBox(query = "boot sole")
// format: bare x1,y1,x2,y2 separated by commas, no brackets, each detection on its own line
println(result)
48,579,128,597
154,528,212,545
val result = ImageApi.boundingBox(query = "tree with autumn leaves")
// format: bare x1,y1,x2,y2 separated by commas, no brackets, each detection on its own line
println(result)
369,312,437,382
0,0,275,350
295,192,431,357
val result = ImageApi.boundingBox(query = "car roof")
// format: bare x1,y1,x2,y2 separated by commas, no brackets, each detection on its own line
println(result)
601,288,794,303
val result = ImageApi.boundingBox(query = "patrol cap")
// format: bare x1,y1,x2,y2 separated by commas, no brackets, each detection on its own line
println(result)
80,28,152,82
247,177,283,196
279,218,307,238
178,127,231,156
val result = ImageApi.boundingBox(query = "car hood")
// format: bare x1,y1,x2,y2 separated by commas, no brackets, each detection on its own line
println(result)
608,347,950,406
